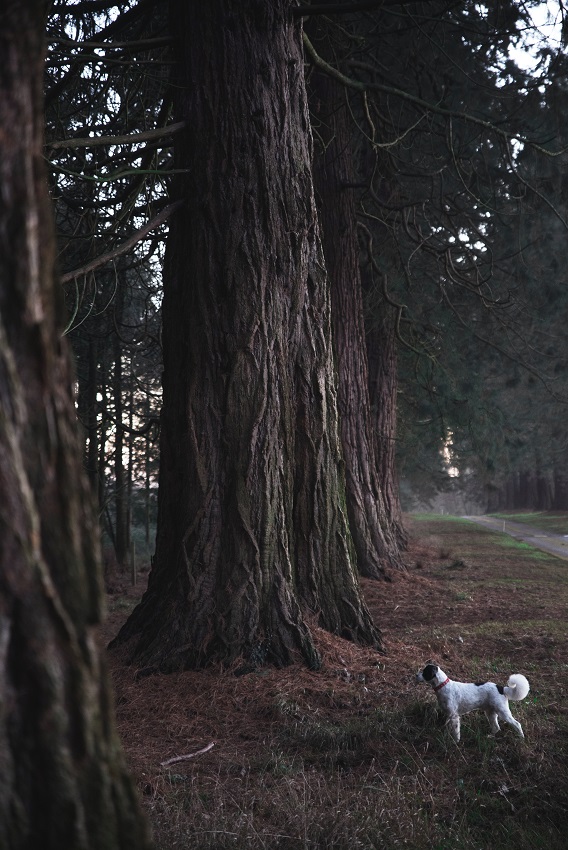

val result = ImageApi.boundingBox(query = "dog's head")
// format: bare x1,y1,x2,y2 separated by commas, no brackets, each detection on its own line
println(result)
416,663,439,684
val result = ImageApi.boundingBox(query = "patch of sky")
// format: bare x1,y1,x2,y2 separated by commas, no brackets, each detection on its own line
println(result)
508,0,563,73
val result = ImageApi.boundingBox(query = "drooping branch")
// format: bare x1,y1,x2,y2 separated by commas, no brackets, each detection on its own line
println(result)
303,33,365,91
303,38,568,159
60,200,183,284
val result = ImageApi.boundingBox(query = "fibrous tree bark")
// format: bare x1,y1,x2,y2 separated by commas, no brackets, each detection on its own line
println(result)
309,41,405,576
0,2,151,847
113,0,380,671
368,313,407,549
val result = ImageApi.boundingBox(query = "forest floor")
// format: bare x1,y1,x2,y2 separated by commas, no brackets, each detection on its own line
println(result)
104,513,568,850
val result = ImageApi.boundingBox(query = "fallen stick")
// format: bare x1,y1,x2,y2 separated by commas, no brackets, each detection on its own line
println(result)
160,742,215,767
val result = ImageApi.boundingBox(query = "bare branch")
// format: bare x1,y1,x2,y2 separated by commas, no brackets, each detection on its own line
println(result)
47,121,185,151
303,38,568,158
354,68,568,158
48,35,171,51
160,743,215,767
60,200,183,284
302,33,365,91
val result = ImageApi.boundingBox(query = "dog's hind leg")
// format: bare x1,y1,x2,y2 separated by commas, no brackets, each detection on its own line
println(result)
485,710,500,735
500,709,524,738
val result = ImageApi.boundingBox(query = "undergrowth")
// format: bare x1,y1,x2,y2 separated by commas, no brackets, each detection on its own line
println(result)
149,694,567,850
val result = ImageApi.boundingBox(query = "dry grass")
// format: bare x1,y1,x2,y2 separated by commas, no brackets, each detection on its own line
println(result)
104,514,568,849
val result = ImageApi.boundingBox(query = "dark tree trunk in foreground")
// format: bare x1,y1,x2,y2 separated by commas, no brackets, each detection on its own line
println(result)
0,3,151,848
310,54,405,576
113,0,380,671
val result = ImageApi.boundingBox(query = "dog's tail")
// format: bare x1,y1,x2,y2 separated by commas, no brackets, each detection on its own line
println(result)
504,674,530,701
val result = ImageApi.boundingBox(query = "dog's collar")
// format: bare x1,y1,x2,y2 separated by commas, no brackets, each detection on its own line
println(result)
433,677,450,692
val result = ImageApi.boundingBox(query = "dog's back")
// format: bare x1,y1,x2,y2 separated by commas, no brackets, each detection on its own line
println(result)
440,681,504,715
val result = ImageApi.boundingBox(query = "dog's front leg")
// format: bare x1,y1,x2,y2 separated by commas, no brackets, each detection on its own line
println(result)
447,714,461,742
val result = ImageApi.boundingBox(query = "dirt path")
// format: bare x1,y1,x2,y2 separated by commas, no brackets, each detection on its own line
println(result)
463,514,568,561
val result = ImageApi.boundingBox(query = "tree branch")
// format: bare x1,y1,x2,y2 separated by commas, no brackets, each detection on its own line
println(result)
48,35,171,51
51,0,165,17
60,200,183,284
160,743,215,767
303,36,568,158
47,121,185,151
302,33,365,90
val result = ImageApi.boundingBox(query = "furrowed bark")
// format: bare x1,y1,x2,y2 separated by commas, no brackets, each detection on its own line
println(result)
113,0,380,671
0,2,151,846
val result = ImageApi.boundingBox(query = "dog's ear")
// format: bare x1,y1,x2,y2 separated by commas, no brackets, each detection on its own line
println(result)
422,663,438,681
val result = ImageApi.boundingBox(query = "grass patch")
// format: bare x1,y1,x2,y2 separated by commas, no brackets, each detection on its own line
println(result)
149,707,568,850
493,536,552,557
489,511,568,536
411,514,474,525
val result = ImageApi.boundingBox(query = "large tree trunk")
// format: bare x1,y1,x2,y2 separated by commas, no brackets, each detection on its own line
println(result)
0,3,151,847
113,0,380,671
368,314,408,549
310,49,405,576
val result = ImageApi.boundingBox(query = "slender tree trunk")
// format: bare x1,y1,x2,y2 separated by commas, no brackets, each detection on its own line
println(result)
310,51,405,575
86,336,100,490
522,468,537,509
127,360,135,551
113,0,380,671
76,334,100,494
535,457,552,511
0,2,151,847
553,466,568,510
98,358,108,515
113,287,128,567
144,384,152,548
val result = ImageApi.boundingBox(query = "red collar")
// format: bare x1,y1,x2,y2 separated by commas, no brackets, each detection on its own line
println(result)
433,677,450,692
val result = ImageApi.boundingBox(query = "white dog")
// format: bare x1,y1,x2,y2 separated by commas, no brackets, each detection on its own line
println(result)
416,663,530,742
